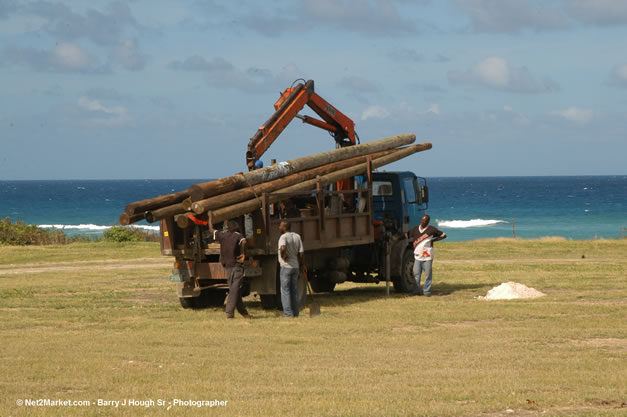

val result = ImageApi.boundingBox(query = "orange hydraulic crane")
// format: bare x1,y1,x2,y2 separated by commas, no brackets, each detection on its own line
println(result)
246,79,358,170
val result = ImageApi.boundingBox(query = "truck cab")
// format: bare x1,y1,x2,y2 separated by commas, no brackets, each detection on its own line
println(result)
371,171,428,235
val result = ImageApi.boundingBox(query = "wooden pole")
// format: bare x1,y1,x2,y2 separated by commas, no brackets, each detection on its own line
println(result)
119,212,146,225
188,133,416,201
175,214,191,229
512,217,516,239
190,149,396,215
124,190,189,216
146,203,187,223
209,143,432,224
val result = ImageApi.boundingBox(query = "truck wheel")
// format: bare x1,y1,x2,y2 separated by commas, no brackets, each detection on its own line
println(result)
179,297,197,309
310,272,336,293
180,289,227,309
393,249,417,293
260,294,278,310
197,289,228,307
240,279,251,298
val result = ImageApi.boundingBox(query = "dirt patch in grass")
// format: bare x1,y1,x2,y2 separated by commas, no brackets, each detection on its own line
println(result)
477,402,626,416
576,338,627,351
436,318,504,328
390,324,426,333
33,292,76,298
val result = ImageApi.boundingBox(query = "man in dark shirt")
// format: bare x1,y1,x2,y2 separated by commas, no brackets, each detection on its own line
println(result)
209,219,251,319
406,214,447,296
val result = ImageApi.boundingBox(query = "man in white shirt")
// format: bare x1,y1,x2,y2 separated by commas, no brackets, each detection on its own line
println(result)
278,220,304,317
406,214,447,296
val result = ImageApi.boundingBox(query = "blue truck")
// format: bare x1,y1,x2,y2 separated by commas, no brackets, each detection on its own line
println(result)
160,79,431,309
161,168,429,309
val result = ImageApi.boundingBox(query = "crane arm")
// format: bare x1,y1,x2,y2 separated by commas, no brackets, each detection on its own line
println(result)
246,79,356,169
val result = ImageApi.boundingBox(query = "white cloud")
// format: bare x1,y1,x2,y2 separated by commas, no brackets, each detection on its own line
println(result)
452,0,569,33
51,42,91,70
448,56,559,93
2,42,106,73
78,96,131,126
427,103,440,115
610,63,627,86
301,0,417,36
168,55,233,71
169,55,303,95
504,105,513,111
475,56,510,87
110,39,147,71
567,0,627,25
361,105,390,121
339,76,378,92
385,102,441,120
553,107,595,124
616,64,627,80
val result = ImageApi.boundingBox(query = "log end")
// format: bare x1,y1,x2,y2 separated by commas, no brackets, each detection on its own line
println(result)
119,212,146,225
181,197,193,211
119,213,131,225
192,203,205,215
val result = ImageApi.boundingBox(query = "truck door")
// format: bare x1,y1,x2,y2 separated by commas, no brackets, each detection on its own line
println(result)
402,174,426,230
372,177,402,231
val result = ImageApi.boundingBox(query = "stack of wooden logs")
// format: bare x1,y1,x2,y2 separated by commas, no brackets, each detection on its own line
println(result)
120,133,431,226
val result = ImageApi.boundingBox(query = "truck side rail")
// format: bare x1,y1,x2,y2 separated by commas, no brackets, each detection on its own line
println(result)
250,184,375,255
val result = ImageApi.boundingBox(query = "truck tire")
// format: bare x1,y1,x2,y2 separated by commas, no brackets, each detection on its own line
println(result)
179,297,197,309
310,272,336,293
240,279,251,298
393,249,417,293
197,289,228,307
179,289,227,309
260,294,279,310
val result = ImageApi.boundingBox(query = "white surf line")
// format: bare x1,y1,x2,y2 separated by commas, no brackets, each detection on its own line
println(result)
437,219,507,228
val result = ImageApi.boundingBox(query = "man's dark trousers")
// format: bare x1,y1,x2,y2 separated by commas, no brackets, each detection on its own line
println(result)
225,264,248,318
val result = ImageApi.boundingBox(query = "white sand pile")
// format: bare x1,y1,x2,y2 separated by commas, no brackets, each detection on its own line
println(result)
478,282,545,300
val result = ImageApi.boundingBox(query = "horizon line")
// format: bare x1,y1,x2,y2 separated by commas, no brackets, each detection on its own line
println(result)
1,173,626,181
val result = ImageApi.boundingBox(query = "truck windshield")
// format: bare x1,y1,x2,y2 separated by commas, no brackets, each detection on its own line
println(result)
373,180,393,196
403,177,416,203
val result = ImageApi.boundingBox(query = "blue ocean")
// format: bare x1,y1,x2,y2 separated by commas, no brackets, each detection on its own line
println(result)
1,176,625,241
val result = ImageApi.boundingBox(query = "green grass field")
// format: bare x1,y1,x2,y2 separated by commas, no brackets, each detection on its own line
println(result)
1,239,625,417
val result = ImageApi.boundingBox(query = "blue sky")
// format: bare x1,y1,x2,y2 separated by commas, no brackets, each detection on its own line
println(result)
1,0,626,180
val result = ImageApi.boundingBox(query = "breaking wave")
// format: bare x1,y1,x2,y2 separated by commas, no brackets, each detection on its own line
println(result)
436,219,507,228
38,224,160,232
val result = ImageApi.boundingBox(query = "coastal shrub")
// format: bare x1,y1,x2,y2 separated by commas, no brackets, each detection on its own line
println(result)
68,234,99,243
103,226,158,242
103,226,142,242
0,217,67,245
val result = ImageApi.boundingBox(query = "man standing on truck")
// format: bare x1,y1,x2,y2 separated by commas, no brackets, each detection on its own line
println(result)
209,219,251,319
407,214,447,297
278,221,305,317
